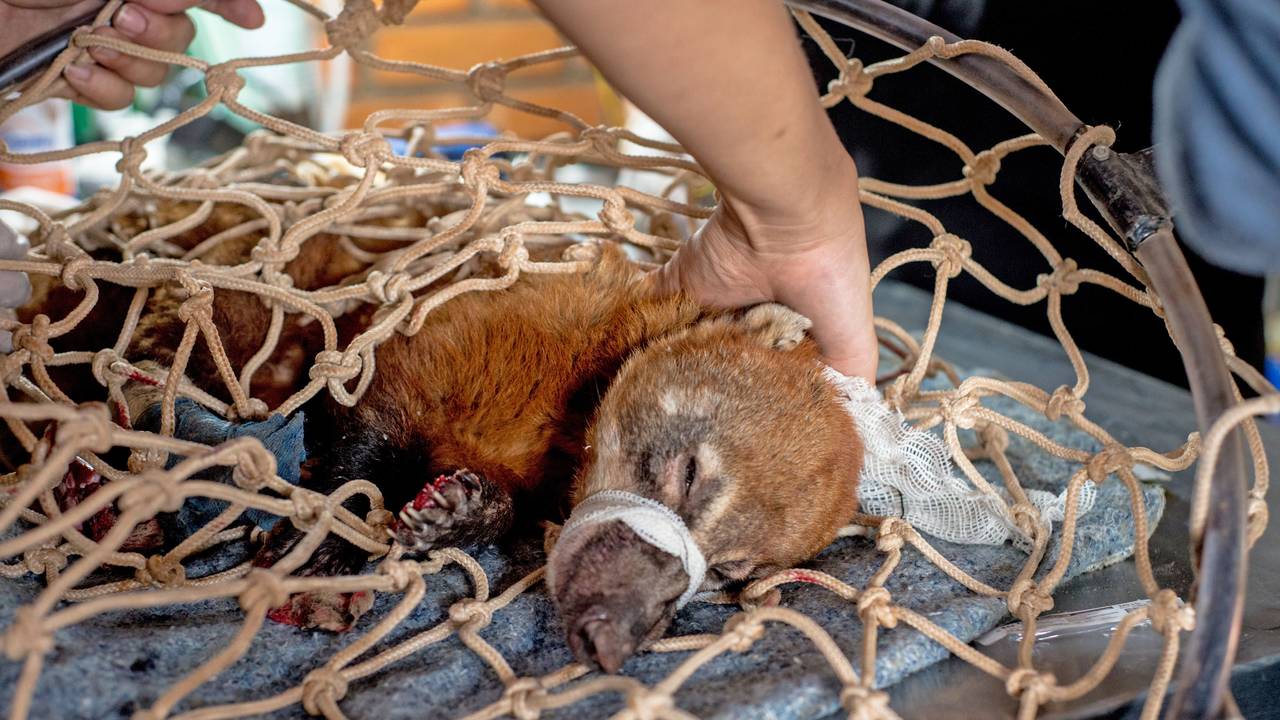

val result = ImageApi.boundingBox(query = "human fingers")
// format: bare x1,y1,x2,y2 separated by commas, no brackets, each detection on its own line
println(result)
61,59,135,109
84,4,194,87
126,0,263,28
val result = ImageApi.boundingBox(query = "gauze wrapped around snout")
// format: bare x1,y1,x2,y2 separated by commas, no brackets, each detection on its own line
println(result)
553,490,706,609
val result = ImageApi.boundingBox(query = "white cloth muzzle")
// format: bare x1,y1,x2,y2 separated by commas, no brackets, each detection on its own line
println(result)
556,489,707,609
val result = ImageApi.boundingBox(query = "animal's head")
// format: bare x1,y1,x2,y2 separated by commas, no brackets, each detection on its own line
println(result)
547,303,862,673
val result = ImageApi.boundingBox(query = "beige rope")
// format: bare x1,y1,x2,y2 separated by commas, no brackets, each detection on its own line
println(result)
0,5,1269,719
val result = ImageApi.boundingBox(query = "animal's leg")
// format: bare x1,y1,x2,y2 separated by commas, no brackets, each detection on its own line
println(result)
392,469,514,554
249,431,389,632
253,523,374,633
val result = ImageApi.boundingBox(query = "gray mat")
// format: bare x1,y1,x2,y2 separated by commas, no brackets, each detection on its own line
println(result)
1,393,1164,719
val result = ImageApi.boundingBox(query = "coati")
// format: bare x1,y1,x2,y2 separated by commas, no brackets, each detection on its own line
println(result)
26,213,863,674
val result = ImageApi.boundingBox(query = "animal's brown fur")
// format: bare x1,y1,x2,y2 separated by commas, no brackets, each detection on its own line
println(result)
21,207,864,670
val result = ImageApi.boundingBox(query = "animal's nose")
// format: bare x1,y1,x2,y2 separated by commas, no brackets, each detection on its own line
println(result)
568,604,634,674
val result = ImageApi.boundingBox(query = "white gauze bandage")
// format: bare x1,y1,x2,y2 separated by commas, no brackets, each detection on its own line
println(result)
557,489,707,609
824,367,1095,550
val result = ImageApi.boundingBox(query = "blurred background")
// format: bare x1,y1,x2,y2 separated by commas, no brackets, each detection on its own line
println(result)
2,0,1272,393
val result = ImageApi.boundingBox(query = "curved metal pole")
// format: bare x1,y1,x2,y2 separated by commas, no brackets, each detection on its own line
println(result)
786,1,1250,717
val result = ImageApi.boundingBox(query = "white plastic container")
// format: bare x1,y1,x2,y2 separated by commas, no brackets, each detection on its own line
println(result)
0,99,75,196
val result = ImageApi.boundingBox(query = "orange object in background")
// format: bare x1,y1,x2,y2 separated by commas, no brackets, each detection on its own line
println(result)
0,100,75,196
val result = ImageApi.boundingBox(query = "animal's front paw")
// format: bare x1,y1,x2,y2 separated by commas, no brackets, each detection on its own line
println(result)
393,469,485,553
266,590,374,632
741,303,812,351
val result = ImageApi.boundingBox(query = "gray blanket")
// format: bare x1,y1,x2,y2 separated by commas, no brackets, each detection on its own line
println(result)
0,394,1163,719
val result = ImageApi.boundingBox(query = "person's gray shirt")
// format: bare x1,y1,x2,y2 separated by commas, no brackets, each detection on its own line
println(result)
1154,0,1280,275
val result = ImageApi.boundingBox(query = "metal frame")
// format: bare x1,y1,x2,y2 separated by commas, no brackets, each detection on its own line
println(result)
786,1,1250,717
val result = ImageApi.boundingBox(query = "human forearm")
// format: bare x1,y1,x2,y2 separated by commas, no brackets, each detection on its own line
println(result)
532,0,860,231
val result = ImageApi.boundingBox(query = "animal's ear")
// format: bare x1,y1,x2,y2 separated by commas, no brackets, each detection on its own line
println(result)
738,303,812,351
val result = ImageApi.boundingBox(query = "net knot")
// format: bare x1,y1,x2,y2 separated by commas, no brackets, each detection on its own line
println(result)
504,678,546,720
301,667,350,716
365,269,413,304
963,150,1002,186
176,285,216,324
3,607,52,660
723,612,766,652
231,445,277,491
223,398,268,423
338,131,390,169
460,150,502,190
1148,588,1194,634
875,518,908,553
881,376,908,413
1006,578,1054,617
250,242,299,267
828,58,873,100
136,555,186,588
324,0,380,50
13,315,54,362
1036,258,1080,296
1004,668,1056,705
204,64,246,100
599,200,636,236
1009,502,1044,540
309,350,363,384
839,685,892,720
581,125,619,156
467,61,508,102
91,348,125,387
624,690,674,720
929,233,970,278
58,253,92,292
121,470,184,515
448,598,493,629
857,586,897,628
128,447,168,474
1086,444,1133,483
114,136,146,175
378,559,419,592
289,490,330,529
497,234,529,269
23,546,67,575
240,568,291,612
939,392,979,429
55,403,115,453
1043,385,1084,421
978,423,1009,455
365,507,394,535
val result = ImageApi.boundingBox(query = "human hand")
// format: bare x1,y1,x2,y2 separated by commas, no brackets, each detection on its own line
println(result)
0,219,32,353
0,0,264,110
649,187,878,381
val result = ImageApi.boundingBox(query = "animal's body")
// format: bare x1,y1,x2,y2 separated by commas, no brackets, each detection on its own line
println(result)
29,216,863,672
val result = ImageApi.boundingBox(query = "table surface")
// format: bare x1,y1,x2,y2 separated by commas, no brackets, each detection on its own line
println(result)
872,281,1280,719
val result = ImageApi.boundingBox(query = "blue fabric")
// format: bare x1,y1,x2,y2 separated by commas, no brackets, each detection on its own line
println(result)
133,398,307,534
1154,0,1280,275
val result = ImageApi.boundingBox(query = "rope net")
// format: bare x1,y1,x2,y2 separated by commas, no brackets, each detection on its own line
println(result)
0,2,1272,718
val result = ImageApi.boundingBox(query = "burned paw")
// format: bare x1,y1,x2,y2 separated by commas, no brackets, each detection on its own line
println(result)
266,590,373,632
393,469,486,553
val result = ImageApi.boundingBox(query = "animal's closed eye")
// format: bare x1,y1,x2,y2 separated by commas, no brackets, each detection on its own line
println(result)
684,456,697,492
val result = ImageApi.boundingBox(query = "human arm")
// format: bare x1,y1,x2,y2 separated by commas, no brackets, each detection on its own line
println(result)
532,0,877,380
0,0,264,110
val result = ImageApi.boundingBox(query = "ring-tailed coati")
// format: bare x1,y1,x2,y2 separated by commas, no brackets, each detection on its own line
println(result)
29,219,863,673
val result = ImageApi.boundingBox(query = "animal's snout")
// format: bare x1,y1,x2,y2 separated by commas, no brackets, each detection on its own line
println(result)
567,602,638,674
548,520,688,673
